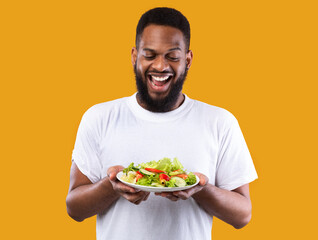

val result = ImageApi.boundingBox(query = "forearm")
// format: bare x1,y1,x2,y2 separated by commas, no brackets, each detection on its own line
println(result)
192,184,252,229
66,177,119,222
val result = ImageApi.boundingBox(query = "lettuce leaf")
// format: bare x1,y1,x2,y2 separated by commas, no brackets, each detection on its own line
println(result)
172,158,184,171
139,160,158,169
185,172,197,185
165,178,177,187
136,174,160,186
156,158,173,172
123,162,139,174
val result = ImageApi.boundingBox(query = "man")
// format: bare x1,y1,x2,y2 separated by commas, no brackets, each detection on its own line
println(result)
66,7,257,240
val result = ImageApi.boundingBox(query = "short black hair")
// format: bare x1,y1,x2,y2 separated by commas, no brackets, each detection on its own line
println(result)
136,7,190,50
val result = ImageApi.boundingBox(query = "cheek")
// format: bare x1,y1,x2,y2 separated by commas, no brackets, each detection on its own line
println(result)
174,63,186,76
137,61,150,74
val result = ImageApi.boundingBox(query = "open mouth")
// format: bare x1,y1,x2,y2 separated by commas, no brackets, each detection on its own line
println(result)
147,73,173,88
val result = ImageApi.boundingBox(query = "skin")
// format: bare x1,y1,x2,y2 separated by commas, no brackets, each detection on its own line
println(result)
66,164,150,222
131,25,193,111
155,174,252,229
66,24,252,229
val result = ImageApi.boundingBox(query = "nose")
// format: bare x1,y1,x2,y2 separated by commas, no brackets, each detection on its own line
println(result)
152,55,169,72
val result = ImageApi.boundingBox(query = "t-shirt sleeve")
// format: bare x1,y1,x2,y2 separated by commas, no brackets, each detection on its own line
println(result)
215,113,258,190
72,107,102,183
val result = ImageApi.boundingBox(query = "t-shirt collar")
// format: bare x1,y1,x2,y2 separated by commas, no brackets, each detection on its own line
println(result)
126,92,194,122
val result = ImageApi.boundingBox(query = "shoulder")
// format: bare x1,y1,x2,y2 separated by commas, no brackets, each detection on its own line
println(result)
80,96,129,124
191,98,237,124
85,97,128,115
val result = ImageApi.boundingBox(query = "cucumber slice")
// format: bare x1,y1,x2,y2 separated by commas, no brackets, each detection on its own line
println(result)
140,169,155,176
171,177,186,187
169,170,184,176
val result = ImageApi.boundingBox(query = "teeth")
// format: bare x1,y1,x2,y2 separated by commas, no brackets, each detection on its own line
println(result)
152,76,170,81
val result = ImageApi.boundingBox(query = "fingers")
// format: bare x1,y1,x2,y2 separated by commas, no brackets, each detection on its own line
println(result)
122,191,150,205
166,195,179,201
144,192,150,201
155,172,209,202
155,192,180,201
112,181,139,194
107,165,150,204
172,186,201,200
135,192,151,205
114,184,149,205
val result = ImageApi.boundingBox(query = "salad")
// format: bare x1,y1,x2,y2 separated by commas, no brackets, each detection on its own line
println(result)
120,158,197,188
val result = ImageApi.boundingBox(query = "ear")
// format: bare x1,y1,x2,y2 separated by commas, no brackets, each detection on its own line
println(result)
131,47,138,66
186,50,193,69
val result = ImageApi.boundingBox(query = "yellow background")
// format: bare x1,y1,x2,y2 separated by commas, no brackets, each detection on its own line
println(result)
1,0,317,239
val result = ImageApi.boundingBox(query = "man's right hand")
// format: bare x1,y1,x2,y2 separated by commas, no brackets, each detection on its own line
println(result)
107,165,150,205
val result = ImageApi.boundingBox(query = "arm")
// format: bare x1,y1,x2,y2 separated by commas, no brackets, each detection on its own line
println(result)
156,173,252,229
193,182,252,229
66,162,150,222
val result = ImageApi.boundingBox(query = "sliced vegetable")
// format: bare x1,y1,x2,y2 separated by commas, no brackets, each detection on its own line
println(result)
145,168,165,173
169,169,184,176
171,177,187,187
173,174,188,180
159,173,171,185
159,173,170,181
139,169,155,176
135,171,144,181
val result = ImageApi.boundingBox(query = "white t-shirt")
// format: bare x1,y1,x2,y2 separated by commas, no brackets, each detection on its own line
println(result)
72,93,258,240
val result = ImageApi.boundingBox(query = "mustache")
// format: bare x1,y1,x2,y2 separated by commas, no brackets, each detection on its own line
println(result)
146,70,174,74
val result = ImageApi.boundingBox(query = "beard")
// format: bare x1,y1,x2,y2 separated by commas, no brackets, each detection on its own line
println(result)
134,64,188,112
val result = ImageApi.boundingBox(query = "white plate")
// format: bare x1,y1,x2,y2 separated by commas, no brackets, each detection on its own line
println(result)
116,171,200,193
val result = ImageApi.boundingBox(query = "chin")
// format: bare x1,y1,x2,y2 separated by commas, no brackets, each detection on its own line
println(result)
134,65,188,112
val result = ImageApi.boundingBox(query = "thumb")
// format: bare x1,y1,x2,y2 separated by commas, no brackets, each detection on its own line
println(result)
200,175,209,186
107,165,124,181
194,172,209,186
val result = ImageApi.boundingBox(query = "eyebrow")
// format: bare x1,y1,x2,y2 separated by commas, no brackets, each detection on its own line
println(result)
168,47,182,52
142,48,155,53
142,47,182,52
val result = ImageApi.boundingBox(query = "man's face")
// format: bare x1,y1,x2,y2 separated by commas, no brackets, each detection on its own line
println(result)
132,24,193,112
